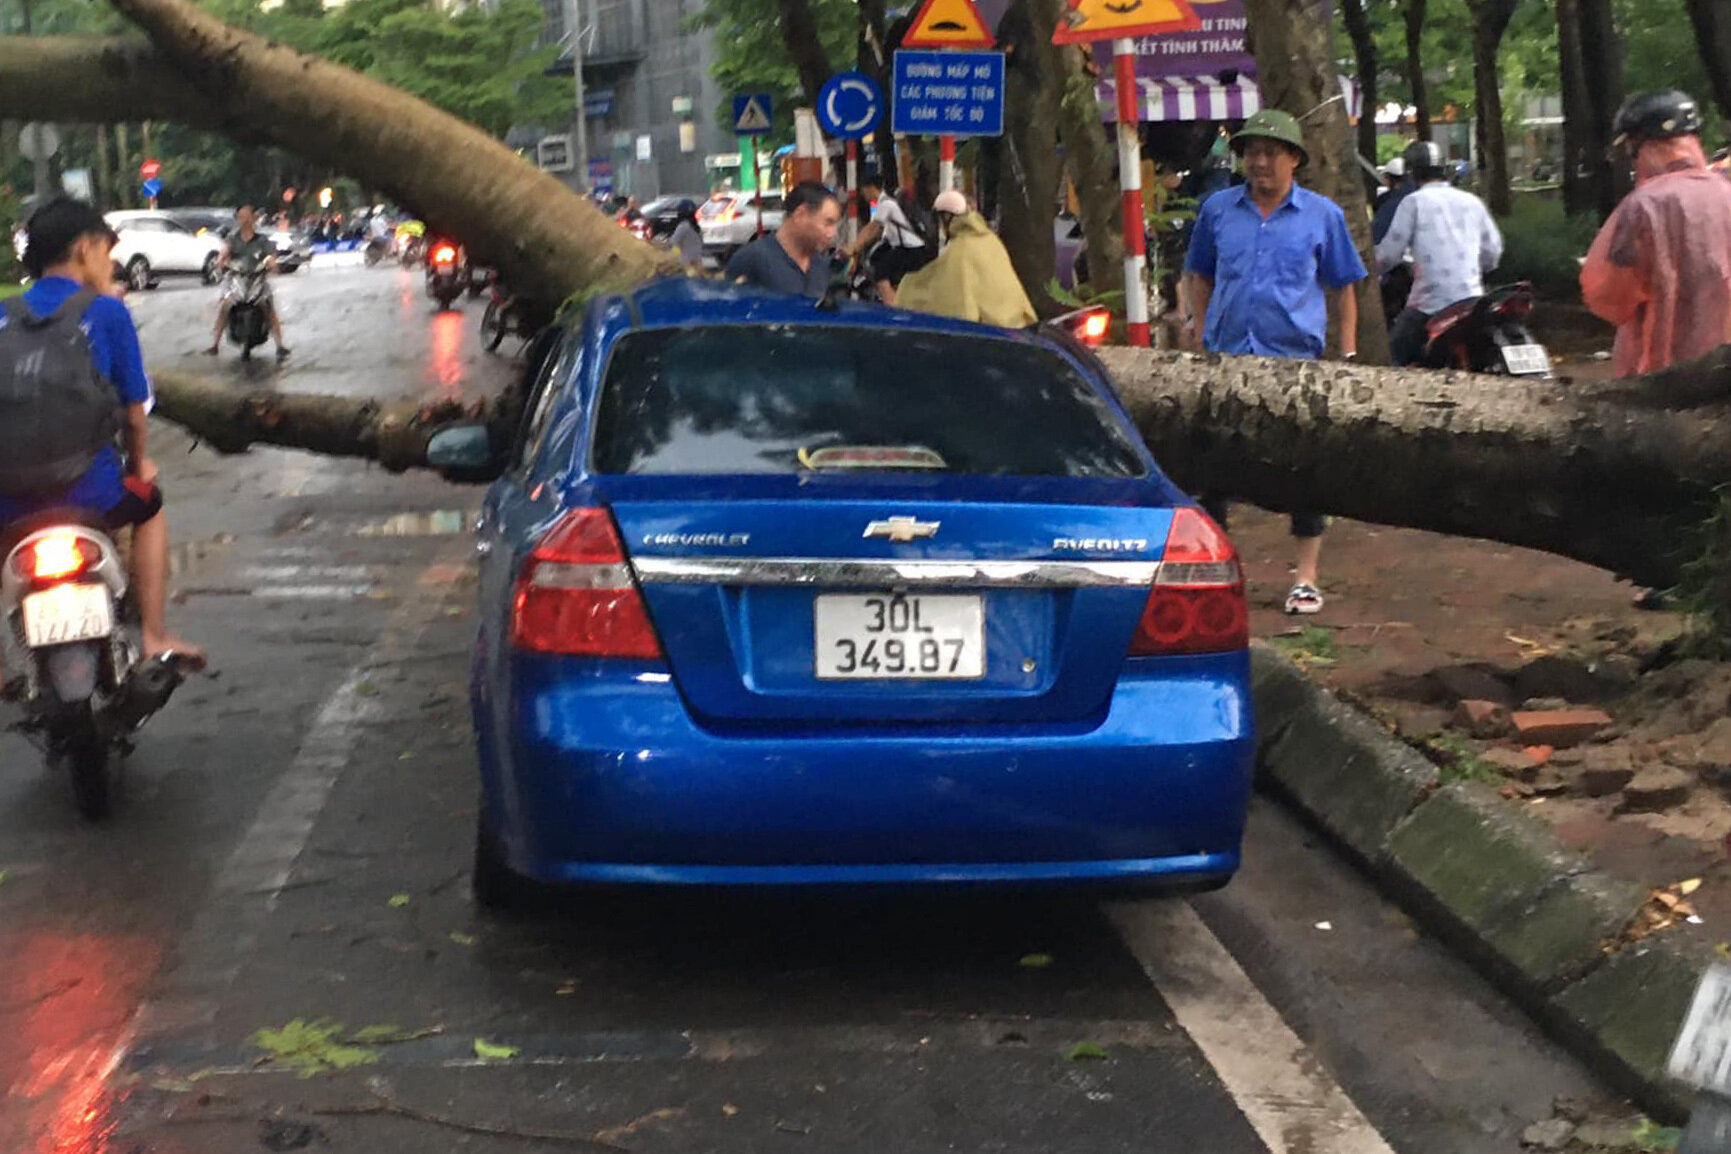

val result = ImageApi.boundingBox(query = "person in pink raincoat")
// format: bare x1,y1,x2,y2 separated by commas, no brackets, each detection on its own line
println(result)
1581,90,1731,378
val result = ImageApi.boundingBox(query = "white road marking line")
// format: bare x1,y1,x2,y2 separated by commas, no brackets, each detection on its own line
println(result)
250,584,377,600
241,566,374,580
1107,900,1399,1154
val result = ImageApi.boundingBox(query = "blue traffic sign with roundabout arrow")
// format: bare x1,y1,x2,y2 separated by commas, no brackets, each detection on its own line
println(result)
818,72,885,140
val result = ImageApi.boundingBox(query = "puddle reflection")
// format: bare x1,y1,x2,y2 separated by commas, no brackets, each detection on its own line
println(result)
355,510,472,537
428,311,467,398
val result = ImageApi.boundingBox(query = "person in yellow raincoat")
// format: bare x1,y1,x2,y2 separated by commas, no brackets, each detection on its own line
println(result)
893,190,1036,329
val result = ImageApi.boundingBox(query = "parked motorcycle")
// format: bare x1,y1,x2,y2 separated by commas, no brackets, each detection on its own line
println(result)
465,262,490,300
1,516,191,818
225,257,274,360
1414,282,1552,377
425,241,464,311
478,271,534,352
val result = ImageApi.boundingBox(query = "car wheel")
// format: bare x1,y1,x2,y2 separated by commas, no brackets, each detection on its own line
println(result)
126,257,152,292
472,813,528,911
201,253,220,285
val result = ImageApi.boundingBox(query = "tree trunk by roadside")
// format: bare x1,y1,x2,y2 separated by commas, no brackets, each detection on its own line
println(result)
995,0,1064,314
1684,0,1731,125
1404,0,1430,141
1057,45,1122,289
1577,0,1628,219
776,0,833,107
1555,0,1596,218
1338,0,1379,199
1466,0,1516,218
1240,0,1390,364
94,122,111,208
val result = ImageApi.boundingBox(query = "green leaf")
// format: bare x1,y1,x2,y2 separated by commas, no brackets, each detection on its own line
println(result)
474,1037,520,1061
1019,953,1055,969
250,1019,380,1078
349,1024,406,1044
1066,1041,1110,1061
449,931,479,947
388,893,411,908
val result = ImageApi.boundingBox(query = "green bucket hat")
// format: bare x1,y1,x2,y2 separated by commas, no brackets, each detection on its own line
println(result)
1231,109,1310,168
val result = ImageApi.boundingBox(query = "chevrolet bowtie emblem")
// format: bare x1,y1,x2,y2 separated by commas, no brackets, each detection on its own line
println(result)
863,516,940,543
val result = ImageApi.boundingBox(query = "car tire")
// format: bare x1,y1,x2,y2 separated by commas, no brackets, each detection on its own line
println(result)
472,814,528,911
126,257,153,292
201,253,220,285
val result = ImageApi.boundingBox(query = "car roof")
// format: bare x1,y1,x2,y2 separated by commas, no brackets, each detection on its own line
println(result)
607,277,1059,350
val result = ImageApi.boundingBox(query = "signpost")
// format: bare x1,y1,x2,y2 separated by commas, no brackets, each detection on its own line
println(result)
140,159,162,181
1052,0,1201,348
140,176,163,207
732,94,774,239
892,49,1004,194
900,0,995,193
818,72,885,245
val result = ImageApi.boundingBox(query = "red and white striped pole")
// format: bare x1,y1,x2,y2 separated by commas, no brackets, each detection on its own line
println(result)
939,134,957,192
846,138,860,247
1113,37,1149,347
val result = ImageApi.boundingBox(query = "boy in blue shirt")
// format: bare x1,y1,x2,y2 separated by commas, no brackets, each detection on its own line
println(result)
3,199,206,671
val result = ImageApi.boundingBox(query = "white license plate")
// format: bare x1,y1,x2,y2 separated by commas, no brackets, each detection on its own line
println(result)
1668,963,1731,1094
1501,343,1551,375
21,583,113,648
814,593,984,680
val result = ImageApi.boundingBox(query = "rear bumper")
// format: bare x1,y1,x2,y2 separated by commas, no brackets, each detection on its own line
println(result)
477,652,1254,888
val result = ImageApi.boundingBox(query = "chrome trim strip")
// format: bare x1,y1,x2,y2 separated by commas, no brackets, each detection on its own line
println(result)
631,557,1160,588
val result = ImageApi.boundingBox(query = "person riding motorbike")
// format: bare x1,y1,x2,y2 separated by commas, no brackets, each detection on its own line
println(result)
1375,140,1504,366
2,198,206,682
206,205,290,360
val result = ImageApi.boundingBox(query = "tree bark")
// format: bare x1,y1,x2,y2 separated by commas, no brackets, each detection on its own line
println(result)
1467,0,1516,218
1338,0,1379,197
1578,0,1628,219
1684,0,1731,126
1057,45,1122,288
1240,0,1390,364
775,0,833,107
1555,0,1595,217
1403,0,1430,141
995,0,1063,314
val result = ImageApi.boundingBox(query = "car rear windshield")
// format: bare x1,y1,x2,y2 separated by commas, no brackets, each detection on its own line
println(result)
589,325,1147,478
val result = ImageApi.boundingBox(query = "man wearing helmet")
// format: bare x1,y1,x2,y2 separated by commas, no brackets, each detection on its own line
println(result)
1182,109,1368,616
1581,90,1731,377
1375,140,1504,366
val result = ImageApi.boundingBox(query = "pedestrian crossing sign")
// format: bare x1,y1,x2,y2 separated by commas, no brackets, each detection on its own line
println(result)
903,0,995,49
1051,0,1200,44
733,94,774,136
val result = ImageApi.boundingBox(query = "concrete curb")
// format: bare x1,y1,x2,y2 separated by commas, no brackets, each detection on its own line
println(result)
1250,642,1713,1121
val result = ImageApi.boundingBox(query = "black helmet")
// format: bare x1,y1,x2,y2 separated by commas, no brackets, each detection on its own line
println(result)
1402,140,1447,178
675,199,698,216
1613,90,1703,147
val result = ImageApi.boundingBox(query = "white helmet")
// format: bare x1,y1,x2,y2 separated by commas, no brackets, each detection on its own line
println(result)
1383,157,1406,178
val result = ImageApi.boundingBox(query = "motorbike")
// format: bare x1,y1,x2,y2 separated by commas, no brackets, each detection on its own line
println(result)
225,257,274,360
478,271,535,352
1414,282,1553,378
363,235,392,267
1,514,190,818
425,241,464,311
397,234,427,267
465,262,490,300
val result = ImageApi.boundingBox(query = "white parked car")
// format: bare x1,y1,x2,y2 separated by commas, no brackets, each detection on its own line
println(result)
699,191,785,265
106,210,226,291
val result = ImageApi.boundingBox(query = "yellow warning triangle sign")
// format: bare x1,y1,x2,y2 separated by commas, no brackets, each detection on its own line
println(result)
903,0,995,49
1051,0,1201,44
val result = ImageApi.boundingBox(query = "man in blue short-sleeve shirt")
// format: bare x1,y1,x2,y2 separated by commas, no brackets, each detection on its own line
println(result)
1182,109,1368,616
0,198,205,670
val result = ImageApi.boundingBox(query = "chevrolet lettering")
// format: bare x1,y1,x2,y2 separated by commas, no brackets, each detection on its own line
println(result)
643,532,751,548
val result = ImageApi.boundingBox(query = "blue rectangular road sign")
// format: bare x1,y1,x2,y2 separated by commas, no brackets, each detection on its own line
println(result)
732,94,775,136
891,50,1005,137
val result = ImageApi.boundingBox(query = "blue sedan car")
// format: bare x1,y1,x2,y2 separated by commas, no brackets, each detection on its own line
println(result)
462,278,1253,905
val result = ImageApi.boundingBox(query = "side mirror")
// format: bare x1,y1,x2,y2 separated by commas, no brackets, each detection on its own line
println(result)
426,422,504,484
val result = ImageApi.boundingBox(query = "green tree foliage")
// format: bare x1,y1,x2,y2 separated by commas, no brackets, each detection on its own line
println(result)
690,0,858,141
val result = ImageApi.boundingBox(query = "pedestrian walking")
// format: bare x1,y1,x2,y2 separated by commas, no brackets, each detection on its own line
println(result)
723,182,841,299
893,190,1036,328
1181,108,1368,615
1376,141,1504,366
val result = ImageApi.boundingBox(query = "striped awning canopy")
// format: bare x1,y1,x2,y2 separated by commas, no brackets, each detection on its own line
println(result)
1097,75,1361,124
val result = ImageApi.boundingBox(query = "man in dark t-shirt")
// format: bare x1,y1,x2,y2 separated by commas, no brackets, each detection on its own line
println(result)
724,182,842,298
207,204,290,359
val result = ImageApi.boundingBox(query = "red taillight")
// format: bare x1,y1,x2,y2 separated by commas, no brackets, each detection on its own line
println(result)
715,202,738,224
1128,508,1248,656
510,509,663,658
1074,308,1111,346
432,244,457,264
27,534,95,582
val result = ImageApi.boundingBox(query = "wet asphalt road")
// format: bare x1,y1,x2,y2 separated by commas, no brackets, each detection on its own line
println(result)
1,264,1635,1153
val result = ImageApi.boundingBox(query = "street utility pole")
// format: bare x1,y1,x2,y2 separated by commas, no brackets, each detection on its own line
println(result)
20,0,51,202
566,0,590,192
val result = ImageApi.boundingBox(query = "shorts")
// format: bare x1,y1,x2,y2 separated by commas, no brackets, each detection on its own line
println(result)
105,476,163,529
1201,496,1326,540
869,244,932,288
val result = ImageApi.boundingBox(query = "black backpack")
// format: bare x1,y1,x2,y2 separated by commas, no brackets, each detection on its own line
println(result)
892,188,938,248
0,290,123,497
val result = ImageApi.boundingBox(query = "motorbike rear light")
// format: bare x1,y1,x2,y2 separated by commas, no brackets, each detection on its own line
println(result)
1073,308,1111,346
510,508,663,659
432,244,457,264
25,534,98,582
1128,507,1248,656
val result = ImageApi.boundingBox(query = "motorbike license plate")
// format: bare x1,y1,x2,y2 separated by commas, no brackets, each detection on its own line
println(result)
1501,343,1551,375
815,593,984,680
1669,964,1731,1095
21,583,113,648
